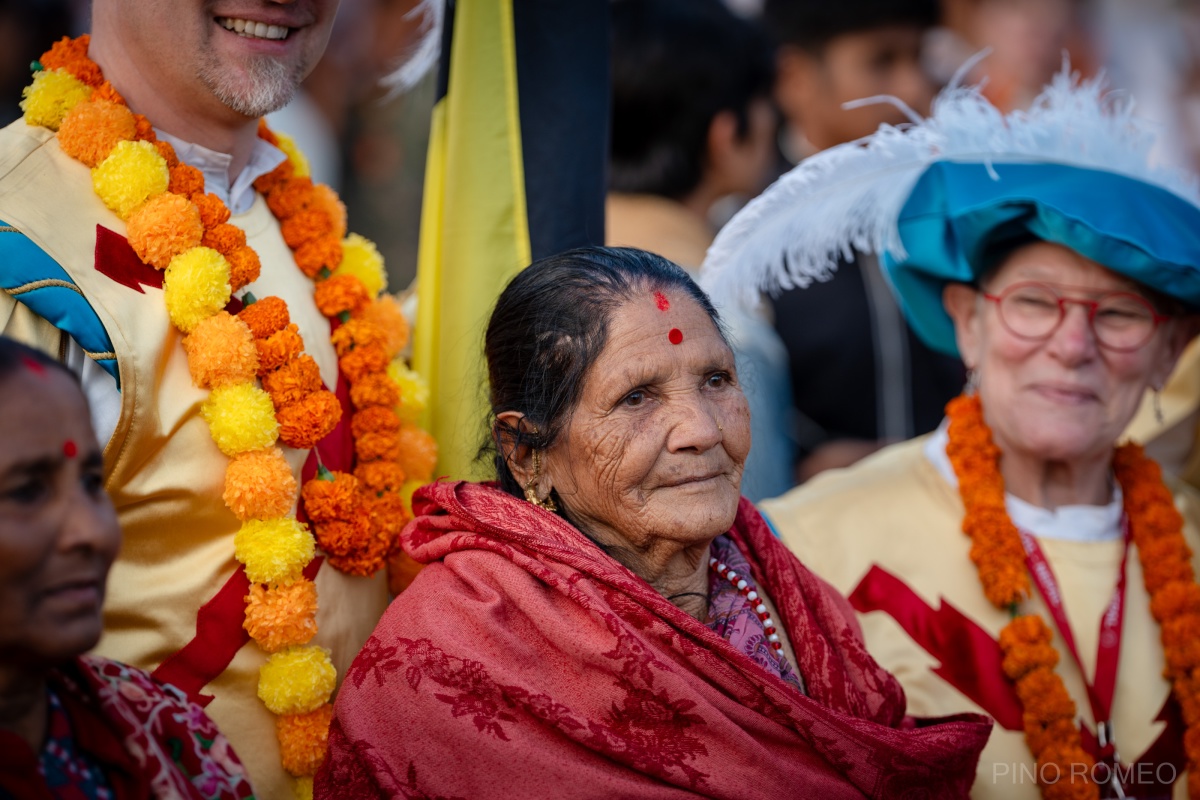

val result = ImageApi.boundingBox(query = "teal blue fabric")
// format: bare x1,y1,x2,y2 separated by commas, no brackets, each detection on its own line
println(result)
0,222,119,386
882,162,1200,356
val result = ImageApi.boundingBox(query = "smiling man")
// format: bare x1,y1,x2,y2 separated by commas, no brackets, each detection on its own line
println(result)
0,1,390,796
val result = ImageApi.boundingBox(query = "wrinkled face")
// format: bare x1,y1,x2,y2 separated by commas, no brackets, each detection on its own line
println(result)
95,0,340,119
778,24,934,151
542,291,751,551
0,367,119,668
949,241,1188,466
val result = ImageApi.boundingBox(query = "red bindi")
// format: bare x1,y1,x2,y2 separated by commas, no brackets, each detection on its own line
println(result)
63,440,78,458
654,291,670,311
668,328,683,345
20,355,45,375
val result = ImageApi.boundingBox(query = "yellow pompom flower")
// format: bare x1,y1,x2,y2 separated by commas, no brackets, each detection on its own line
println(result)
234,517,314,584
389,359,428,423
399,478,424,518
92,139,169,219
294,777,314,800
272,130,310,178
21,69,91,130
257,645,336,715
333,233,387,296
201,382,279,456
164,247,232,333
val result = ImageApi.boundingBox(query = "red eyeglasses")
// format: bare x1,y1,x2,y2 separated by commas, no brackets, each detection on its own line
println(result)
982,282,1171,352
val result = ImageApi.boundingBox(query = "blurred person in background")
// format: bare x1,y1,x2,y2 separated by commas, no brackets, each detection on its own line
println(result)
759,0,963,484
606,0,793,501
0,337,254,800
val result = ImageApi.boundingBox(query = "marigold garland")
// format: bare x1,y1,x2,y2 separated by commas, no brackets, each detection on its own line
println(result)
947,393,1200,799
25,36,437,792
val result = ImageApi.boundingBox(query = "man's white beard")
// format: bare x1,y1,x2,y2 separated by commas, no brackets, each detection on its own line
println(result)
199,56,301,119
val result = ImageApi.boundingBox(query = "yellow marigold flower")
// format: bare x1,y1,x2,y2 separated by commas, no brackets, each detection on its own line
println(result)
272,129,311,178
399,478,424,518
182,310,259,389
163,246,231,333
294,777,314,800
388,359,429,423
333,233,387,296
234,517,314,585
223,447,297,521
257,645,335,715
92,139,169,219
201,382,278,456
21,69,91,130
244,579,318,653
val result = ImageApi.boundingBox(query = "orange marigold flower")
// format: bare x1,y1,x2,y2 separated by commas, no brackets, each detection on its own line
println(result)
244,579,318,654
226,245,262,293
125,192,204,270
325,524,389,577
132,113,156,143
355,430,401,463
277,389,342,450
256,323,304,375
281,209,334,249
1147,582,1200,623
315,274,370,318
182,311,259,389
223,447,297,521
253,159,294,195
369,491,410,542
168,163,205,198
89,80,123,104
263,354,323,409
1162,613,1200,673
202,222,248,256
1185,725,1200,769
351,406,400,439
396,423,438,482
153,139,178,169
192,192,231,228
238,295,290,339
266,176,315,219
1001,641,1059,681
1015,667,1076,720
1023,715,1079,759
387,548,423,595
330,317,388,357
41,36,101,85
354,461,406,495
293,236,343,279
339,342,390,383
301,471,359,523
57,99,136,167
257,119,281,147
311,183,347,240
359,295,410,359
349,372,401,410
276,704,334,777
313,514,371,557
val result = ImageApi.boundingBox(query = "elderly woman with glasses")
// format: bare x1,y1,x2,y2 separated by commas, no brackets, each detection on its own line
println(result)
702,73,1200,798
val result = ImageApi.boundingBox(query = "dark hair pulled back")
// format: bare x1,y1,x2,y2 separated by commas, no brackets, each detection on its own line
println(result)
483,246,725,499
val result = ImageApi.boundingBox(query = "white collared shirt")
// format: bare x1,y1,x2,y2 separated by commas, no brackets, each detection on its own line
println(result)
924,420,1125,543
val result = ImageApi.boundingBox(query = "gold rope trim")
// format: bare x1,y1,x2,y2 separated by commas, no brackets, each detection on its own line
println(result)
4,278,82,296
85,350,116,361
0,225,19,233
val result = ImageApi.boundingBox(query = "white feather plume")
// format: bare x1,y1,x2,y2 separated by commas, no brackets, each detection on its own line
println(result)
378,0,444,97
699,67,1200,307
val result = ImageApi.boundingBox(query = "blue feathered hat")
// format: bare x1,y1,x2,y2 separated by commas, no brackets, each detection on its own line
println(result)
700,68,1200,356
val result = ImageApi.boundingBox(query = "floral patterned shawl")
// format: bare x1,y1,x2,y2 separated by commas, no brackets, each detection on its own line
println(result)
0,656,255,800
317,481,990,799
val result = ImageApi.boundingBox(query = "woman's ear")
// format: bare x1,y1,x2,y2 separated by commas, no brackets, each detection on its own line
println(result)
495,411,535,487
943,282,983,369
1153,314,1200,389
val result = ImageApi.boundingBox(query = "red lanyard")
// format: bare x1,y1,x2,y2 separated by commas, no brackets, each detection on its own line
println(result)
1018,523,1130,758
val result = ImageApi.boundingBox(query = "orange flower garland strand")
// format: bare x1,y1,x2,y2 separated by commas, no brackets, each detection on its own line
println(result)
24,36,437,793
946,393,1200,799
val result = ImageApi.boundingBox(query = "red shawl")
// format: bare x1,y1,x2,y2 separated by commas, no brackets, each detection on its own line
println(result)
317,482,989,798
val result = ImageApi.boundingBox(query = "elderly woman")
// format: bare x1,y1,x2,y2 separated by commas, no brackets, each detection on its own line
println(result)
317,247,990,798
702,73,1200,797
0,338,254,799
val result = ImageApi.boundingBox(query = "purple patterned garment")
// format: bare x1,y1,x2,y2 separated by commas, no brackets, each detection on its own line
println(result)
707,534,805,694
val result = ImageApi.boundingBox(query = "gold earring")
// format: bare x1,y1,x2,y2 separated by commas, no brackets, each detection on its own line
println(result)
1153,385,1165,426
523,428,557,512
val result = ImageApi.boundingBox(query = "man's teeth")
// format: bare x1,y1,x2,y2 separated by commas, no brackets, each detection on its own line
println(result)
218,17,289,40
